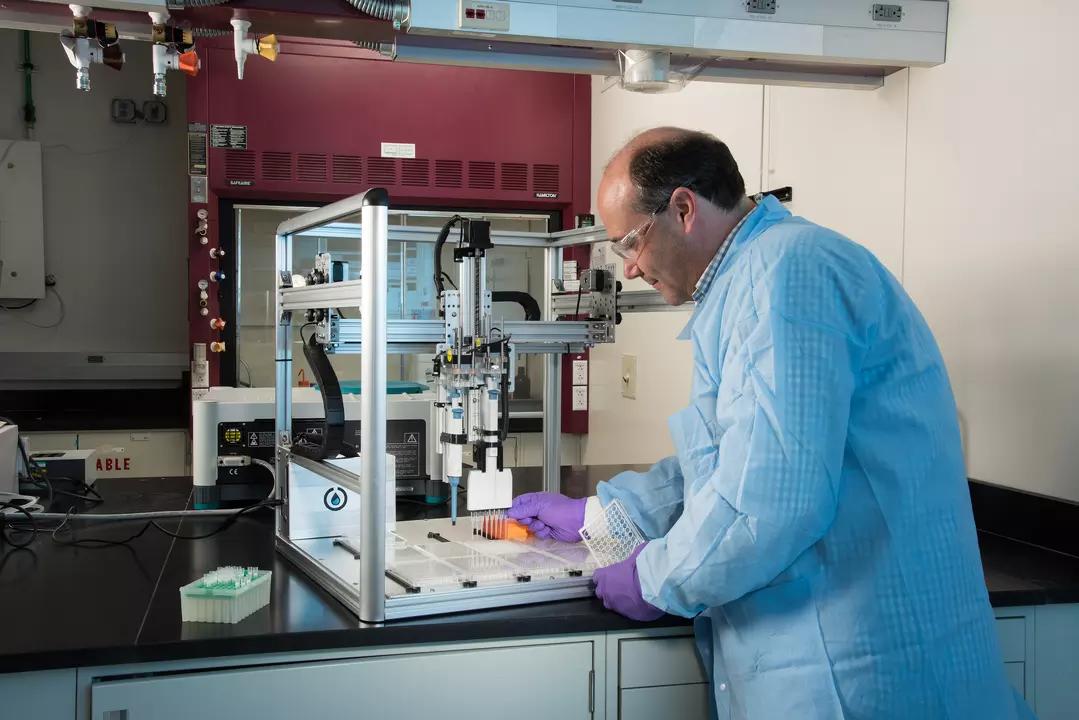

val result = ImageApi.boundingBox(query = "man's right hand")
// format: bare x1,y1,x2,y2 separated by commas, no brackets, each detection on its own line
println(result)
507,492,587,542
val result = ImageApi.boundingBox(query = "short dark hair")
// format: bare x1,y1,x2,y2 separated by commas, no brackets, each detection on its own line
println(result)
628,130,746,214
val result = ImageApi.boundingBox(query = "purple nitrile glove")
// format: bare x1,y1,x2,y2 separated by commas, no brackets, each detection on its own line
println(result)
506,492,586,543
593,543,664,622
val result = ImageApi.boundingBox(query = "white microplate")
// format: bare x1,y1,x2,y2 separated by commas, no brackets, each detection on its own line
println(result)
578,499,644,568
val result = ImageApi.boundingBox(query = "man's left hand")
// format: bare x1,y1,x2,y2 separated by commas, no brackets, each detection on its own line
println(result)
593,543,665,621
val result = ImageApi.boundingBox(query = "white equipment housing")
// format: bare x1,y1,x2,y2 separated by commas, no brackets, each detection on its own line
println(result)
192,386,440,508
28,449,99,487
288,455,397,540
403,0,949,89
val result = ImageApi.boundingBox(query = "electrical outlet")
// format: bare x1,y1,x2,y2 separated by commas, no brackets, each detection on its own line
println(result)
621,354,637,400
872,4,903,22
746,0,777,14
459,1,511,32
572,359,588,386
571,386,588,412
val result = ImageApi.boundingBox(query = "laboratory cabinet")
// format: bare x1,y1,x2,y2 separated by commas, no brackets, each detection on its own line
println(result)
8,607,1079,720
87,641,595,720
606,629,720,720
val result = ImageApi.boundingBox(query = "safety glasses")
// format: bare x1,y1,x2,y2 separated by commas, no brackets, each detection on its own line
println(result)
609,212,658,260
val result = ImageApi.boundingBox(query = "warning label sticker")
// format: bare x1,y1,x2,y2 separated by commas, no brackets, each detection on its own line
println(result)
211,124,248,149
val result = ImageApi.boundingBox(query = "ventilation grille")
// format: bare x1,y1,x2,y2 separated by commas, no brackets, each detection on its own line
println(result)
469,161,495,189
332,155,362,184
401,158,430,187
297,153,328,182
533,164,560,193
367,157,396,185
261,151,292,181
226,150,562,194
501,162,527,191
435,160,463,188
224,150,254,180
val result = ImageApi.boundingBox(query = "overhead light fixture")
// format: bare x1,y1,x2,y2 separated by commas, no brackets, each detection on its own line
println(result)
616,50,688,94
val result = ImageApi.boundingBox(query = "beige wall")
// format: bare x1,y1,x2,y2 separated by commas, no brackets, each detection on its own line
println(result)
902,0,1079,502
585,73,908,468
583,81,763,466
587,1,1079,503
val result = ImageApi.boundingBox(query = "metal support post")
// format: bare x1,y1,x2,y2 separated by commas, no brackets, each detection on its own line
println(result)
542,245,562,494
274,232,292,537
360,189,389,623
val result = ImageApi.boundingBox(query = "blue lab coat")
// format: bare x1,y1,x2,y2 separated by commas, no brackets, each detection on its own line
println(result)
597,196,1034,719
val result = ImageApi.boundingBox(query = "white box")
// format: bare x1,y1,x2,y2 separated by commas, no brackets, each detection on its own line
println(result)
0,423,18,494
28,449,99,486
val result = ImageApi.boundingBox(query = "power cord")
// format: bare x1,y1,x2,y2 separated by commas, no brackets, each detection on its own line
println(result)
1,455,280,549
0,501,37,549
0,286,65,328
47,497,280,548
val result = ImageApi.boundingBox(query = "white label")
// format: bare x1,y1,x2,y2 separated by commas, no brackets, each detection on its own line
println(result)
572,359,588,386
381,142,416,159
563,280,581,293
571,386,588,412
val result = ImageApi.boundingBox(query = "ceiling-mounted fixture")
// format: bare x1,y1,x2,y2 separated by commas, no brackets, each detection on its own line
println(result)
59,5,125,91
616,50,687,94
149,11,199,96
230,16,278,80
401,0,950,91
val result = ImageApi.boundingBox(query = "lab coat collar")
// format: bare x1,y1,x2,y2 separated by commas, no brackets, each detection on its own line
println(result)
677,195,790,340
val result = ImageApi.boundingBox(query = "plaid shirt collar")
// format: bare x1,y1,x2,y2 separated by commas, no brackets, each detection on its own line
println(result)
692,203,755,303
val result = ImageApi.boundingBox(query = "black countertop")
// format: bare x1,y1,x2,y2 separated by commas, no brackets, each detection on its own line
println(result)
2,469,1079,674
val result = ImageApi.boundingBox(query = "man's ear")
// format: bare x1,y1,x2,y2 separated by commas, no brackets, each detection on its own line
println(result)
669,186,697,234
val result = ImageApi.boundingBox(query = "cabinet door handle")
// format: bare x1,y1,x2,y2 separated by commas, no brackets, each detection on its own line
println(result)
588,668,595,715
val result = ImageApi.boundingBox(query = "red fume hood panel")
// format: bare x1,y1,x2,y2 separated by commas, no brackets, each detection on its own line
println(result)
192,39,589,211
187,38,592,420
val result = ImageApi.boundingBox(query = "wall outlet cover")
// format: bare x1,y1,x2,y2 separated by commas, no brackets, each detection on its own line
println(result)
572,359,588,386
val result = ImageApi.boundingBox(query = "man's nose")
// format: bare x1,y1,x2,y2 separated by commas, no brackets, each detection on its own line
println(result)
623,257,642,280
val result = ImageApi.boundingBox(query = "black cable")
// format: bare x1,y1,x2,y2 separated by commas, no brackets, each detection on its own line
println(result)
51,487,103,505
575,284,584,317
434,215,464,312
491,291,540,321
49,498,281,548
25,475,53,509
499,357,511,442
299,322,317,345
0,501,37,549
440,272,457,290
0,298,36,310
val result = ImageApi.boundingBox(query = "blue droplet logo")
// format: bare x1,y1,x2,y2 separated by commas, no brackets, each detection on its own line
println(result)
323,487,348,511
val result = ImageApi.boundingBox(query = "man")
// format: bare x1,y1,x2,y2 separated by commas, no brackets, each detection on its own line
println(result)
508,127,1034,719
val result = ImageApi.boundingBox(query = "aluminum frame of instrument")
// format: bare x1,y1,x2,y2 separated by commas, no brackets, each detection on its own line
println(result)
273,188,616,622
